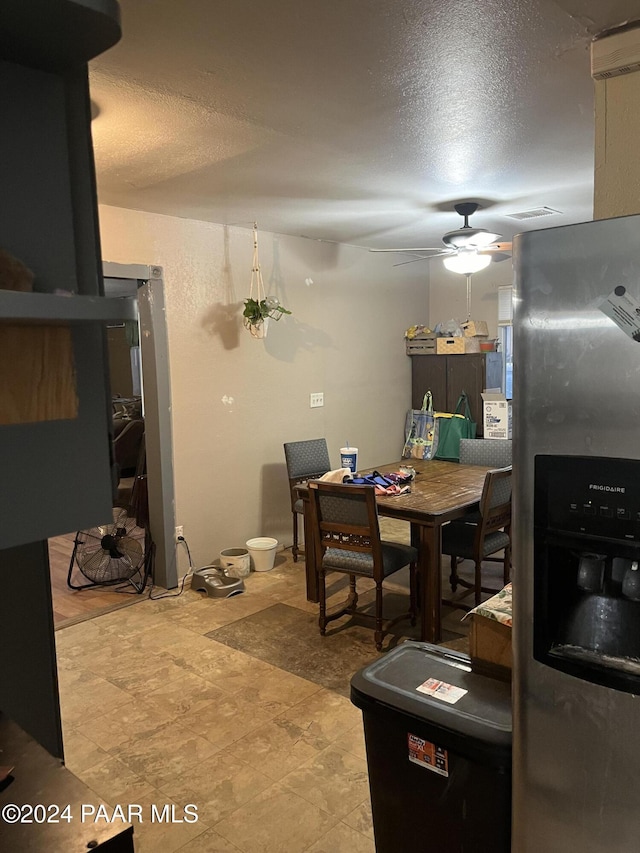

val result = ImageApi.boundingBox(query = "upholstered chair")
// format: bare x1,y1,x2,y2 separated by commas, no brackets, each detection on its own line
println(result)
283,439,331,561
308,481,417,650
443,466,512,607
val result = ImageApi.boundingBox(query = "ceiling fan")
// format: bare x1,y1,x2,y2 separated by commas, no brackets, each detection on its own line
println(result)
370,202,512,274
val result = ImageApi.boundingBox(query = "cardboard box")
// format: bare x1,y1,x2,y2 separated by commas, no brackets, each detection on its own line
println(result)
461,319,489,338
436,336,465,355
482,392,512,439
469,614,512,681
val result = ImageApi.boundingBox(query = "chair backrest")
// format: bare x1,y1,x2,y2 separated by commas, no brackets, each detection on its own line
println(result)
284,439,331,509
307,481,385,578
476,466,512,543
113,416,145,474
284,438,331,478
459,438,512,468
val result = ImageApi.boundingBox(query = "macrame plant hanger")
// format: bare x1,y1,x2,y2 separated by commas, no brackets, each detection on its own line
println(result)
245,222,267,338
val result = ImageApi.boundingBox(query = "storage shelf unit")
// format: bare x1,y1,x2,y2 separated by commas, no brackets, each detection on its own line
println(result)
0,0,122,548
410,352,503,437
0,0,121,71
0,290,136,324
0,0,122,759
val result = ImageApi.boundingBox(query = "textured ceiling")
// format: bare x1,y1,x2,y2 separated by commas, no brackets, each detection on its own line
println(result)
89,0,640,252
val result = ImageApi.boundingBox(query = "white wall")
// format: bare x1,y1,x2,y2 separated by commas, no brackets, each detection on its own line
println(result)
99,205,428,572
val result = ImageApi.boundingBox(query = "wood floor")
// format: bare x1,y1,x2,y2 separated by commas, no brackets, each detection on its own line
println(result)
48,529,143,629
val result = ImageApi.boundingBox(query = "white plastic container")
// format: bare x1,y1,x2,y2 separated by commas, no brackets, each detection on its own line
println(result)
245,537,279,572
219,547,251,578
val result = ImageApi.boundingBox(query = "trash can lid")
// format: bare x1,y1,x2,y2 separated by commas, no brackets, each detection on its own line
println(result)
351,641,511,747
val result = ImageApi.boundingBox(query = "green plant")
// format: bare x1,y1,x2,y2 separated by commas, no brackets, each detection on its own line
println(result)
242,296,291,326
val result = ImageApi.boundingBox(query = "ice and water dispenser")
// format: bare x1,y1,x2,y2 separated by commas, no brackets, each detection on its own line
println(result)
534,455,640,693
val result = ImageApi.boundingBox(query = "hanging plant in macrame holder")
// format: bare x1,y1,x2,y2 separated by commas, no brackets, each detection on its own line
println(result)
243,223,291,339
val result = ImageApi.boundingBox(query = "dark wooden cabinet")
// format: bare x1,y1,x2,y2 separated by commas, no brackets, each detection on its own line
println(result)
410,352,502,436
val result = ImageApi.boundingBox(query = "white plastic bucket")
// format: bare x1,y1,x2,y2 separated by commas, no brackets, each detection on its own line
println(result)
219,548,251,578
245,537,279,572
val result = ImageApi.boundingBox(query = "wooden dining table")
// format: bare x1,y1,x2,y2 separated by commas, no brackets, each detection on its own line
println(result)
297,458,493,643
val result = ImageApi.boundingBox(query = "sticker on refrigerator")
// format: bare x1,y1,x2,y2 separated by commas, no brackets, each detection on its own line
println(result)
416,677,468,704
408,733,449,777
599,285,640,342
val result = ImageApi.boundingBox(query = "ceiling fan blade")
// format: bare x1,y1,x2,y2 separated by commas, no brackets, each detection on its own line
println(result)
392,252,451,267
478,242,512,254
369,247,447,254
392,257,430,268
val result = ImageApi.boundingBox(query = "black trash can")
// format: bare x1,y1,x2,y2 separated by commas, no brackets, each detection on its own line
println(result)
351,641,511,853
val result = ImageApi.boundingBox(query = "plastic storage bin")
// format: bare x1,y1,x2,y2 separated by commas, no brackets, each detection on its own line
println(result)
350,641,512,853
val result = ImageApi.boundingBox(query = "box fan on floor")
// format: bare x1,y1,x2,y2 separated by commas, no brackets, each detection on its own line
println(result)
67,433,153,594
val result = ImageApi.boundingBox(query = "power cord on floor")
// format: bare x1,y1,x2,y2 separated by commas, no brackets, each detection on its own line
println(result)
148,535,195,599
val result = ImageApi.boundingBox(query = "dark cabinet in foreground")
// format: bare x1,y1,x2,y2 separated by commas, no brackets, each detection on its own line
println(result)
0,0,122,759
0,713,134,852
410,352,502,436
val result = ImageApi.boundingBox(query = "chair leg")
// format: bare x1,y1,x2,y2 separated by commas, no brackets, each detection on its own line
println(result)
347,574,359,612
474,560,483,606
374,580,384,651
450,555,459,593
318,567,327,636
409,561,417,626
503,545,511,586
292,511,299,562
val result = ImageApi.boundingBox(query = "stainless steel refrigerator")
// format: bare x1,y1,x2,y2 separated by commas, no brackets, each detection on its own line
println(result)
512,213,640,852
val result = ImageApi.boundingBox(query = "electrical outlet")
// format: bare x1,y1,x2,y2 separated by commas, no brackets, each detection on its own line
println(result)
175,525,184,541
310,392,324,408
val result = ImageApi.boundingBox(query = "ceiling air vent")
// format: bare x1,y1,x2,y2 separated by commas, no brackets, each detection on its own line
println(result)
506,207,561,221
591,25,640,80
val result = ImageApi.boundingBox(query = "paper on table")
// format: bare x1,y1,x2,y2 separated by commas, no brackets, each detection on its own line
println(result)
318,468,353,483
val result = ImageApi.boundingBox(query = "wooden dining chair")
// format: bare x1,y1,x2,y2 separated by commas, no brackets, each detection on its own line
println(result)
442,466,512,607
283,438,331,561
307,481,417,650
449,439,513,531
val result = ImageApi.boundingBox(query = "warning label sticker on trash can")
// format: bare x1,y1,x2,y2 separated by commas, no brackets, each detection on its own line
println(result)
416,677,468,704
408,733,449,777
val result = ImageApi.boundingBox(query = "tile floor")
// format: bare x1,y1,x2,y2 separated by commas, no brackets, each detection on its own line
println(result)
56,525,493,853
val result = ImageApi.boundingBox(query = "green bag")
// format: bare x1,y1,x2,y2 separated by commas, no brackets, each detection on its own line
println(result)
433,392,477,462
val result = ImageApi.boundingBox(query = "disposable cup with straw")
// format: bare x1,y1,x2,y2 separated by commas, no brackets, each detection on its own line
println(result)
340,442,358,473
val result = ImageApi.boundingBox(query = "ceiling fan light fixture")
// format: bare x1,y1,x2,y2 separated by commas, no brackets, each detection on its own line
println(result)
442,250,491,274
442,228,502,249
